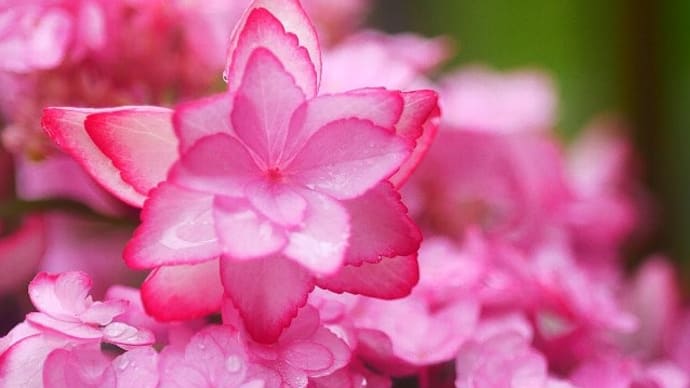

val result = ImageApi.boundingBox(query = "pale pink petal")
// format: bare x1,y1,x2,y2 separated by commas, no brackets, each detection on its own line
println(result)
440,67,557,133
221,255,315,343
342,182,420,264
173,93,234,154
226,1,320,97
390,90,440,187
284,190,349,275
456,333,549,388
276,304,321,342
0,334,71,388
79,300,128,326
28,271,91,319
0,215,45,294
231,47,305,165
169,133,261,197
140,260,223,321
102,322,155,347
213,197,287,259
354,329,417,376
85,107,177,196
317,255,419,299
281,341,333,374
41,108,146,207
125,183,221,269
43,345,112,388
278,306,350,377
0,322,41,354
283,89,404,160
288,118,411,199
26,312,103,340
320,31,448,92
183,326,249,384
158,326,256,387
246,181,307,226
157,347,208,388
304,328,351,377
111,347,159,388
0,6,71,72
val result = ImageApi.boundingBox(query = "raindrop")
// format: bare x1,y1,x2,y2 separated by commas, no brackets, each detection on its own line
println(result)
222,70,229,83
117,359,130,371
225,355,241,373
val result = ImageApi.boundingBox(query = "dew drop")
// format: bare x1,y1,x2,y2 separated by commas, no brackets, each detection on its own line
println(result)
117,359,130,371
225,355,241,373
103,322,128,337
222,70,229,83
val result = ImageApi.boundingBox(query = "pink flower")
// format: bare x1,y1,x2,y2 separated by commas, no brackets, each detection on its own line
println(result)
321,31,451,93
439,67,557,133
24,271,154,347
404,128,570,247
0,0,108,72
0,272,156,387
42,0,438,343
570,356,688,388
157,325,271,388
563,119,642,262
224,304,351,387
456,331,571,388
616,257,680,360
43,344,160,388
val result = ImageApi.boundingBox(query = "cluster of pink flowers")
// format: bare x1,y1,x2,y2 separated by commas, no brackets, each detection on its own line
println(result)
0,0,688,387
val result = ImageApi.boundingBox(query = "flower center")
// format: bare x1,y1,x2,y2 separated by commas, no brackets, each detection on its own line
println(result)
265,167,283,182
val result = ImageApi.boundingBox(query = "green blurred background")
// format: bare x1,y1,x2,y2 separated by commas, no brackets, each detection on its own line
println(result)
372,1,690,284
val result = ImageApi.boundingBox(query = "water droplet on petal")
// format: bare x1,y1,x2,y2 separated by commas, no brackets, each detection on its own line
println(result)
117,359,130,371
103,322,128,338
222,70,229,83
225,355,242,373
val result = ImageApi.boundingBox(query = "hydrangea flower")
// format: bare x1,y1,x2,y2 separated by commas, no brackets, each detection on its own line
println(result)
42,0,438,343
0,272,154,387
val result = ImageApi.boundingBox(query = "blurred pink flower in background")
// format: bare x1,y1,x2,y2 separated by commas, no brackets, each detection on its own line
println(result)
0,0,688,387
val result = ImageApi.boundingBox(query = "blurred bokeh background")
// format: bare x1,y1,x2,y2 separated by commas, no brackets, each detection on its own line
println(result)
371,0,690,288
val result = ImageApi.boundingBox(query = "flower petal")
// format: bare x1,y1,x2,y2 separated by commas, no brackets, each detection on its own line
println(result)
102,322,155,347
85,107,177,196
246,181,307,226
26,312,103,340
169,133,260,197
232,47,305,165
173,93,234,154
221,255,315,343
0,334,71,388
213,196,287,259
317,255,419,299
342,182,421,265
284,190,350,275
140,260,223,322
390,90,440,187
283,88,404,160
226,1,320,97
28,271,91,319
125,183,221,269
41,107,145,207
110,347,159,388
288,118,411,199
42,345,112,388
